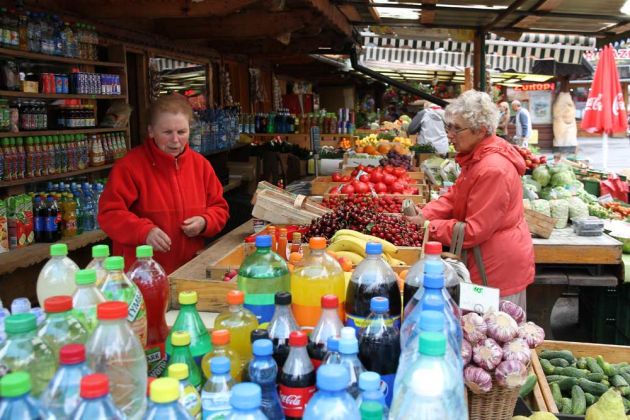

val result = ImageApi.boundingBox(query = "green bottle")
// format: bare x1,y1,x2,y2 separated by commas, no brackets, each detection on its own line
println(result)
37,295,89,356
165,291,212,368
165,331,202,390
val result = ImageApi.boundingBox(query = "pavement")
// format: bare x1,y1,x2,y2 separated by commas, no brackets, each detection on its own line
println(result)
546,136,630,173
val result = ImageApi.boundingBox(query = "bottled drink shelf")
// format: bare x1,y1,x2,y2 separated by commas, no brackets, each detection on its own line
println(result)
0,163,114,188
0,127,128,138
0,46,125,68
0,90,127,100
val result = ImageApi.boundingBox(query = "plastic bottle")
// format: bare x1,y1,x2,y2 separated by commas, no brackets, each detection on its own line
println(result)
243,329,270,382
86,301,147,420
214,290,259,371
248,339,284,420
86,244,109,287
403,242,443,309
322,337,341,365
62,192,78,237
166,291,211,367
128,245,169,377
144,377,193,420
201,329,242,382
277,227,289,260
356,372,387,418
237,234,290,324
40,343,92,418
201,356,234,420
303,364,360,420
70,373,124,419
267,291,299,372
345,243,401,333
167,363,201,420
0,313,57,396
100,256,148,347
166,331,202,390
80,183,95,232
11,296,31,314
292,237,345,330
0,372,44,418
37,243,79,303
360,401,383,420
357,297,399,407
37,295,88,355
338,327,366,399
308,294,344,369
72,269,106,333
227,383,267,420
389,331,467,419
279,331,316,420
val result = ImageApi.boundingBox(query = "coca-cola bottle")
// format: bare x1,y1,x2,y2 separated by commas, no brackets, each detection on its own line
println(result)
267,292,299,372
308,294,344,369
279,331,316,420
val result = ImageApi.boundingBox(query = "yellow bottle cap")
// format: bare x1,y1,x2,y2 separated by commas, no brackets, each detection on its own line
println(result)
150,378,179,403
171,331,191,347
179,291,198,305
168,363,189,380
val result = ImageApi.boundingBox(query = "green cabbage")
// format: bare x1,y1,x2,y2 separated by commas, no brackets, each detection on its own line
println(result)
549,163,571,175
568,197,589,219
551,171,575,187
531,199,551,217
523,175,542,193
532,166,551,187
550,199,570,228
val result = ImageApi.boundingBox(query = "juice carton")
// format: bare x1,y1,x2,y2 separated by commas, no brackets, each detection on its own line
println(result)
21,195,34,245
0,199,9,252
7,196,26,249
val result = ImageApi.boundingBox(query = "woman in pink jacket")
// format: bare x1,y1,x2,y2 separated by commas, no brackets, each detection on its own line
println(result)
408,90,535,306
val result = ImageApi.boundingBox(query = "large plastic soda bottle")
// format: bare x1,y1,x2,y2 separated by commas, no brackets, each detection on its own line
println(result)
166,291,211,367
201,356,234,420
0,313,57,396
128,245,169,377
358,297,400,407
86,301,147,419
279,331,316,420
38,295,89,355
165,331,202,390
303,364,360,420
248,339,284,420
100,256,148,347
167,363,201,420
201,329,242,382
267,292,300,372
227,383,268,420
86,244,109,287
345,242,401,333
72,269,106,334
292,237,345,330
356,372,387,418
403,241,443,308
237,234,290,324
308,294,344,369
338,327,366,399
145,377,194,420
37,243,79,303
70,374,124,419
242,329,270,382
0,372,45,418
390,331,467,419
40,343,92,418
214,290,259,371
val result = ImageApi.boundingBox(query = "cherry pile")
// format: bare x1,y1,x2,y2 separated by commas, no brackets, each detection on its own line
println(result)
322,195,405,213
367,214,423,246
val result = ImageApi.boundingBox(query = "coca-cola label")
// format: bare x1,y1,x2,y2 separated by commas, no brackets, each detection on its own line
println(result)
279,384,316,417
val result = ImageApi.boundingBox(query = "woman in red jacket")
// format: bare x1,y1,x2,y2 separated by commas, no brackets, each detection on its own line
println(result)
98,95,229,274
408,90,534,306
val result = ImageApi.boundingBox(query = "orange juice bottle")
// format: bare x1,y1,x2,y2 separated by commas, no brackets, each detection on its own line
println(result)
291,237,346,330
213,291,258,371
277,228,288,260
200,329,242,382
267,225,277,252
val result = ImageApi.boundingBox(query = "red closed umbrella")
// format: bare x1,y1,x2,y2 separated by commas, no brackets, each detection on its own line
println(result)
581,45,628,171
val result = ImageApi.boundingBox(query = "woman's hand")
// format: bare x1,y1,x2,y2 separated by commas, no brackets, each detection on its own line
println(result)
405,210,426,226
181,216,207,238
146,227,172,252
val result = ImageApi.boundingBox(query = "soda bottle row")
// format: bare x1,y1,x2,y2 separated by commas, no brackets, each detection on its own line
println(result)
245,109,298,134
54,105,96,129
70,72,122,96
189,106,240,155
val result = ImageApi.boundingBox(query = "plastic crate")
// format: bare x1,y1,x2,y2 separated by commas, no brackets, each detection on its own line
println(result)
581,178,600,197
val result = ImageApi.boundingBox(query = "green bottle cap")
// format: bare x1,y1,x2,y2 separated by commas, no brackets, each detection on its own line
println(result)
26,137,32,145
136,245,153,258
418,331,446,357
104,256,124,271
9,138,15,146
51,243,68,256
4,313,37,334
360,401,384,420
92,244,110,258
0,372,32,398
76,269,97,285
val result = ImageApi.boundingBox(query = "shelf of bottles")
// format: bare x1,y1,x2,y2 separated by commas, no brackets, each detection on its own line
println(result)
190,106,241,155
241,108,357,136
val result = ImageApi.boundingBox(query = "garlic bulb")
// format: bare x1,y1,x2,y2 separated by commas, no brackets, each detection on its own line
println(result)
485,311,518,344
502,338,531,365
464,365,493,393
518,322,545,348
499,300,526,324
462,312,487,344
472,338,503,371
462,339,472,366
495,360,528,388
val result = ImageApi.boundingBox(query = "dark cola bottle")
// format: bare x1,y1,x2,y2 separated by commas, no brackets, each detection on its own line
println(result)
267,292,299,373
279,331,316,420
307,294,343,369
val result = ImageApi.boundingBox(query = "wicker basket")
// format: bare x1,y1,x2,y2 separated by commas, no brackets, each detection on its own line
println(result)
467,379,521,420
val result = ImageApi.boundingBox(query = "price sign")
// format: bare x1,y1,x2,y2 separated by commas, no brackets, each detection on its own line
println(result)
459,283,500,314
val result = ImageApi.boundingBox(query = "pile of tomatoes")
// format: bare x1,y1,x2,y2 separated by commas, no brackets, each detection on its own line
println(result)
514,146,547,170
322,195,406,213
329,165,420,195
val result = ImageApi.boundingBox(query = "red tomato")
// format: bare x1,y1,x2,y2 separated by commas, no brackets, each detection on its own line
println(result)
359,174,370,183
331,172,342,182
393,167,407,178
370,171,384,183
383,173,397,186
354,182,370,194
357,164,365,171
374,182,388,194
390,181,404,193
341,176,351,182
341,184,355,194
383,165,394,174
365,166,375,173
351,169,359,177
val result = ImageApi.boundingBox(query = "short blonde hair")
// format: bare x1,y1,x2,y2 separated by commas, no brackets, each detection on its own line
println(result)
445,90,499,134
148,94,193,125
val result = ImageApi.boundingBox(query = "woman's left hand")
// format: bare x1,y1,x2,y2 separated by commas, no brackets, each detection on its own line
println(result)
405,211,425,226
181,216,207,237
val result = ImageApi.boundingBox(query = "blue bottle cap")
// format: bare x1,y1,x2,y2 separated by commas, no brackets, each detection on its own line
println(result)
359,371,381,391
370,297,389,313
419,310,445,332
255,235,272,248
424,260,444,275
210,356,230,375
316,364,349,392
326,336,339,352
423,273,444,289
339,327,358,354
10,297,31,314
253,339,273,357
365,242,382,255
230,383,262,410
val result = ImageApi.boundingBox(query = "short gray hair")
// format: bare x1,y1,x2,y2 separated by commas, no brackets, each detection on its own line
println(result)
445,90,499,134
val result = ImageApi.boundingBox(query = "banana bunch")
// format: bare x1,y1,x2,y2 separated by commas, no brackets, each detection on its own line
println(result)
327,229,407,268
393,136,413,147
356,134,379,148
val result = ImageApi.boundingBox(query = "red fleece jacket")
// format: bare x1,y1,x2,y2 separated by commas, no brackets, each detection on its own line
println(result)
98,139,229,274
421,135,535,296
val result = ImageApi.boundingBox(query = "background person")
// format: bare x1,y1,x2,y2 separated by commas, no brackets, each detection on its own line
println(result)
407,102,449,155
512,100,532,147
497,101,510,140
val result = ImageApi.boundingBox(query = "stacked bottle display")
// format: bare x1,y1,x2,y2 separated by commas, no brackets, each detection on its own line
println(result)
240,108,357,135
189,106,240,155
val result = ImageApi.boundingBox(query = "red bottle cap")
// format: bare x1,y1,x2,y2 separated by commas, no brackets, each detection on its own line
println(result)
245,235,256,243
212,329,230,346
44,296,72,313
425,242,442,255
289,330,307,347
227,290,244,305
321,294,338,309
97,301,128,320
80,374,109,399
59,344,86,365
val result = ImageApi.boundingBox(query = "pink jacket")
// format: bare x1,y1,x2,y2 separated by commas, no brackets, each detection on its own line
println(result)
421,135,535,296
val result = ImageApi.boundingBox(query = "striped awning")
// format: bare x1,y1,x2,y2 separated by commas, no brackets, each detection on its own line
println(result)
150,57,199,72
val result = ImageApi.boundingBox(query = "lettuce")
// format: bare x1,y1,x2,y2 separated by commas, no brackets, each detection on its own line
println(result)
532,166,551,187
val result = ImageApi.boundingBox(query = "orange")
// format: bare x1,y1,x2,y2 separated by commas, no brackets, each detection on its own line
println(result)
337,256,353,272
377,143,391,154
364,145,377,155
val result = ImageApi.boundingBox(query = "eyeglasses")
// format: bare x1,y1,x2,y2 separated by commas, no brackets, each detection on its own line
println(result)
445,124,470,134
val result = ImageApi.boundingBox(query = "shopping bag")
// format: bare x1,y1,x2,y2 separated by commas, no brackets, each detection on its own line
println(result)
600,174,629,203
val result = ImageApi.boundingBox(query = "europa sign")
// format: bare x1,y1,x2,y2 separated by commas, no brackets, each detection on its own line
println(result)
514,83,556,91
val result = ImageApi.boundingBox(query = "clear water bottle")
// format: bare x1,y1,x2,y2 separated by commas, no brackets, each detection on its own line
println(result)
322,337,341,365
356,372,387,418
248,339,284,420
10,297,31,314
338,327,365,399
0,372,44,418
390,331,467,419
72,269,107,334
70,374,124,419
80,182,96,232
38,295,89,355
303,364,360,420
201,356,234,419
145,378,193,420
40,343,93,418
403,242,443,309
86,244,110,288
226,383,268,420
36,243,79,304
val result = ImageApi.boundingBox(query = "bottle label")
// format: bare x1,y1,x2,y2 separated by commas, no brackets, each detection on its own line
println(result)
243,293,275,324
45,216,57,232
146,346,166,377
202,391,231,419
381,372,396,407
72,307,98,334
279,384,316,418
345,314,400,332
181,384,201,419
102,286,147,346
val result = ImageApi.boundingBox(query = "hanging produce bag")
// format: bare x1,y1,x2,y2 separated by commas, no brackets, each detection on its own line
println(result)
600,174,629,203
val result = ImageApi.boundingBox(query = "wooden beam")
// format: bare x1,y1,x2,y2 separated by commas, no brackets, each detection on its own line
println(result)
307,0,353,36
338,4,362,22
483,0,530,31
420,0,436,25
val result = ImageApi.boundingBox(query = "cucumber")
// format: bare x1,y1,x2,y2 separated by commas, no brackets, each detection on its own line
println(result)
618,386,630,397
620,365,630,375
620,371,630,385
577,357,588,369
558,377,579,392
560,397,573,414
586,373,606,382
601,379,610,387
577,378,609,395
519,374,537,398
584,392,597,407
612,374,629,387
541,350,576,364
545,375,568,383
540,359,555,375
586,357,604,374
554,367,590,378
571,385,586,415
623,397,630,413
550,358,571,368
551,382,563,408
597,355,619,376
